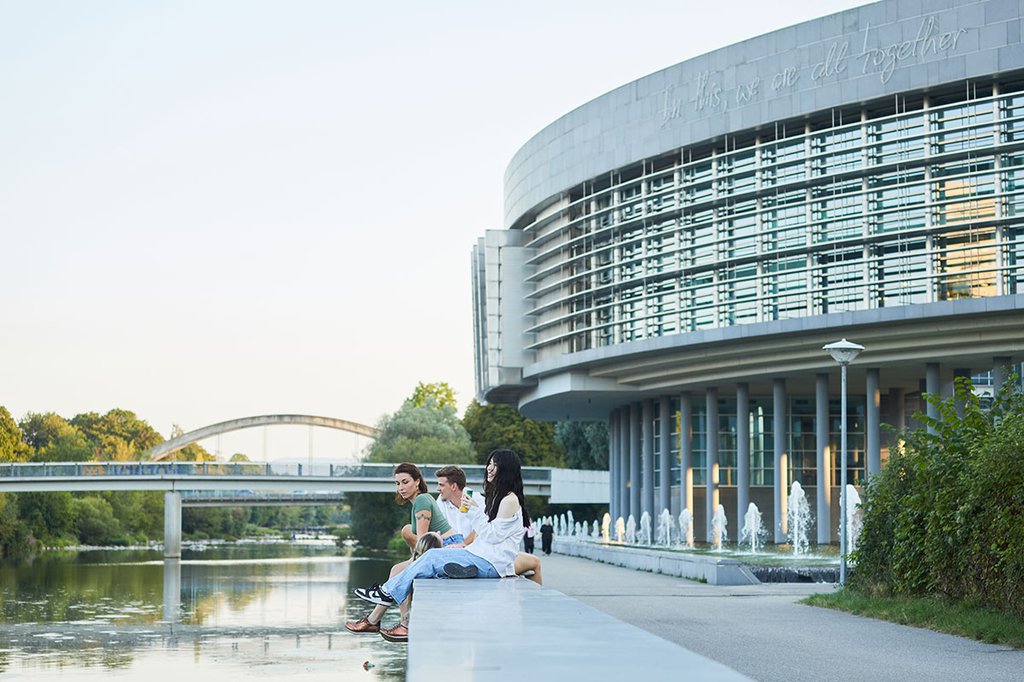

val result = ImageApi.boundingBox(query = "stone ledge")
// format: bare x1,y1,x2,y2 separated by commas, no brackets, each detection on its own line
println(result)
407,577,750,681
552,539,761,585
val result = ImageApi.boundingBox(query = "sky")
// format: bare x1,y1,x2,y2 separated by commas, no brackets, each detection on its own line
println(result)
0,0,867,461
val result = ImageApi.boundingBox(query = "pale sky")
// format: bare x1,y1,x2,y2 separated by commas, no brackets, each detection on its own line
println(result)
0,0,866,461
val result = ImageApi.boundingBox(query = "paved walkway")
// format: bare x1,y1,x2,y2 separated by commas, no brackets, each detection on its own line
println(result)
540,553,1023,682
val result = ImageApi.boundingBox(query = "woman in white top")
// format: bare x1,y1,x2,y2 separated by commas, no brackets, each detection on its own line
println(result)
353,449,531,619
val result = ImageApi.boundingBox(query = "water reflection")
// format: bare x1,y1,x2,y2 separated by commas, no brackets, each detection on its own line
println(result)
0,544,407,680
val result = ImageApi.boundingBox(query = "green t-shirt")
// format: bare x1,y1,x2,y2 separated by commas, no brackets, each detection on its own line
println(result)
411,493,452,535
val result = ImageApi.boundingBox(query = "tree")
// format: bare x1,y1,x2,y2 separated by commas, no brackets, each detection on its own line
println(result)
70,409,163,461
349,391,475,548
71,496,124,545
0,406,30,462
17,492,75,544
555,421,609,470
461,399,565,467
409,381,458,410
365,398,475,465
18,412,92,462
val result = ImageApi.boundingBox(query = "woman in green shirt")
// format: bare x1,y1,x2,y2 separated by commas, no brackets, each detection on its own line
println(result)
393,462,463,548
345,462,462,637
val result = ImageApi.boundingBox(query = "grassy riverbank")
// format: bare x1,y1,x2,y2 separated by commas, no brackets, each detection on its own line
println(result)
802,589,1024,648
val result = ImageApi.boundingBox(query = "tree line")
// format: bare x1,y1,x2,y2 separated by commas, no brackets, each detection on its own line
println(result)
0,381,609,556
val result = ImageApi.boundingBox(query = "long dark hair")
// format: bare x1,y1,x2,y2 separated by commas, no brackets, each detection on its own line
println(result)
393,462,428,505
483,449,531,527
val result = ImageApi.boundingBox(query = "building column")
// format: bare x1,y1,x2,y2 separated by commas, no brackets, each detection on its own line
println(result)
164,491,182,559
866,368,881,477
736,383,750,532
953,368,972,415
618,408,629,522
630,403,641,522
993,356,1012,393
773,378,788,544
608,410,619,521
890,387,905,431
680,393,693,520
926,362,940,433
658,396,672,515
641,399,655,523
815,373,831,545
705,387,719,543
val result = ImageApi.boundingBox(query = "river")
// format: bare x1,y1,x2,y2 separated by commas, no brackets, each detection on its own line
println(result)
0,543,406,680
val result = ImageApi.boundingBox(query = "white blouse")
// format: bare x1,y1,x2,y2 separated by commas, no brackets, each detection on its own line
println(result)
465,500,525,576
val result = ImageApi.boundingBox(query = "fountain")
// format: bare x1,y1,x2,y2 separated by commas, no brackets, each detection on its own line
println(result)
615,516,625,543
559,514,568,536
638,511,652,545
655,508,674,547
787,481,813,556
601,513,611,543
625,515,637,544
591,519,600,540
845,484,863,555
739,502,766,553
678,509,694,548
574,521,583,539
711,504,728,551
567,510,576,536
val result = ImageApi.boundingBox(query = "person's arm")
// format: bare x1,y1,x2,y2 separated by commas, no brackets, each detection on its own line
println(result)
412,496,432,538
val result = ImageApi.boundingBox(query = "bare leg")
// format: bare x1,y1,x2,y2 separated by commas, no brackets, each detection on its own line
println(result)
514,552,542,585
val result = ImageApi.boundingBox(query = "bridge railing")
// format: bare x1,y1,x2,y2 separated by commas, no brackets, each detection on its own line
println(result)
0,461,553,484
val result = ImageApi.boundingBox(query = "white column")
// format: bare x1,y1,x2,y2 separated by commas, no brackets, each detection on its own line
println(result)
705,387,719,543
619,409,630,522
658,396,672,515
926,362,940,433
866,368,881,476
630,403,641,522
680,393,693,517
773,378,787,544
736,383,750,532
608,410,619,521
815,373,831,544
641,399,655,522
164,491,182,559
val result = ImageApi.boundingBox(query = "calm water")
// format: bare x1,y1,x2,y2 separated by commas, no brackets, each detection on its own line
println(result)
0,544,406,680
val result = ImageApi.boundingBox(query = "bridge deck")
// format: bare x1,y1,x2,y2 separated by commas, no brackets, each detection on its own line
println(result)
406,577,749,681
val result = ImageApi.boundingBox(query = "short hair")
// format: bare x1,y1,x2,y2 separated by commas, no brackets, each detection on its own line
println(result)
393,462,428,504
434,465,467,490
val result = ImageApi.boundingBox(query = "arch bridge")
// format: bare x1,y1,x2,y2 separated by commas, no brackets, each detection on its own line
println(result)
148,414,380,461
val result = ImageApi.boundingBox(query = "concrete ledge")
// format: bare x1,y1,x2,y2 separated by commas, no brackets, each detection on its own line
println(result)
553,539,760,585
407,577,750,681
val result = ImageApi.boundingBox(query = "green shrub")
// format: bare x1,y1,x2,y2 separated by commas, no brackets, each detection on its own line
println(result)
851,376,1024,618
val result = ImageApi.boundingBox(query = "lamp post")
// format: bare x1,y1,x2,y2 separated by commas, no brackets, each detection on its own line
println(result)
823,338,864,586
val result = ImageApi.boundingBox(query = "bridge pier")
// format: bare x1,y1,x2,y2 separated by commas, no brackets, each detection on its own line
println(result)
164,491,182,559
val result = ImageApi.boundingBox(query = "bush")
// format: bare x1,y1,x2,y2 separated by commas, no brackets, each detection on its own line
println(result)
851,377,1024,618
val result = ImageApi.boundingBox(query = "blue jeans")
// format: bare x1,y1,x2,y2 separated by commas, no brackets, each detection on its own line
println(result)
382,548,498,603
442,533,465,547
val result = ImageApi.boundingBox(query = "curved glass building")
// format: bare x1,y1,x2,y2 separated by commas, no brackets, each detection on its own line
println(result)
472,0,1024,543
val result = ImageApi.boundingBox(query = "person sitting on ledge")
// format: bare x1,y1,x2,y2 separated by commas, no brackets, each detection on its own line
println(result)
435,463,542,585
352,449,531,626
345,531,442,641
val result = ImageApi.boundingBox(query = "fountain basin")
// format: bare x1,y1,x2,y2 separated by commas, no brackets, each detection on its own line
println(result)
552,539,759,585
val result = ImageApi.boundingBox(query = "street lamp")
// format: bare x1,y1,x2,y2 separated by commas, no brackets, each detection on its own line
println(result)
823,338,864,586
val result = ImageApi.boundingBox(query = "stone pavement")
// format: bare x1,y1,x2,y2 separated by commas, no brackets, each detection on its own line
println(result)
540,552,1023,682
407,577,749,681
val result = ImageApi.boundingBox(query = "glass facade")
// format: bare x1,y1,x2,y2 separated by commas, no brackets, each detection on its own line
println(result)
519,84,1024,360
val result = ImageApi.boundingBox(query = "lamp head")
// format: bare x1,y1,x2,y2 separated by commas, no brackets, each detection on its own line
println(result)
823,338,864,366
